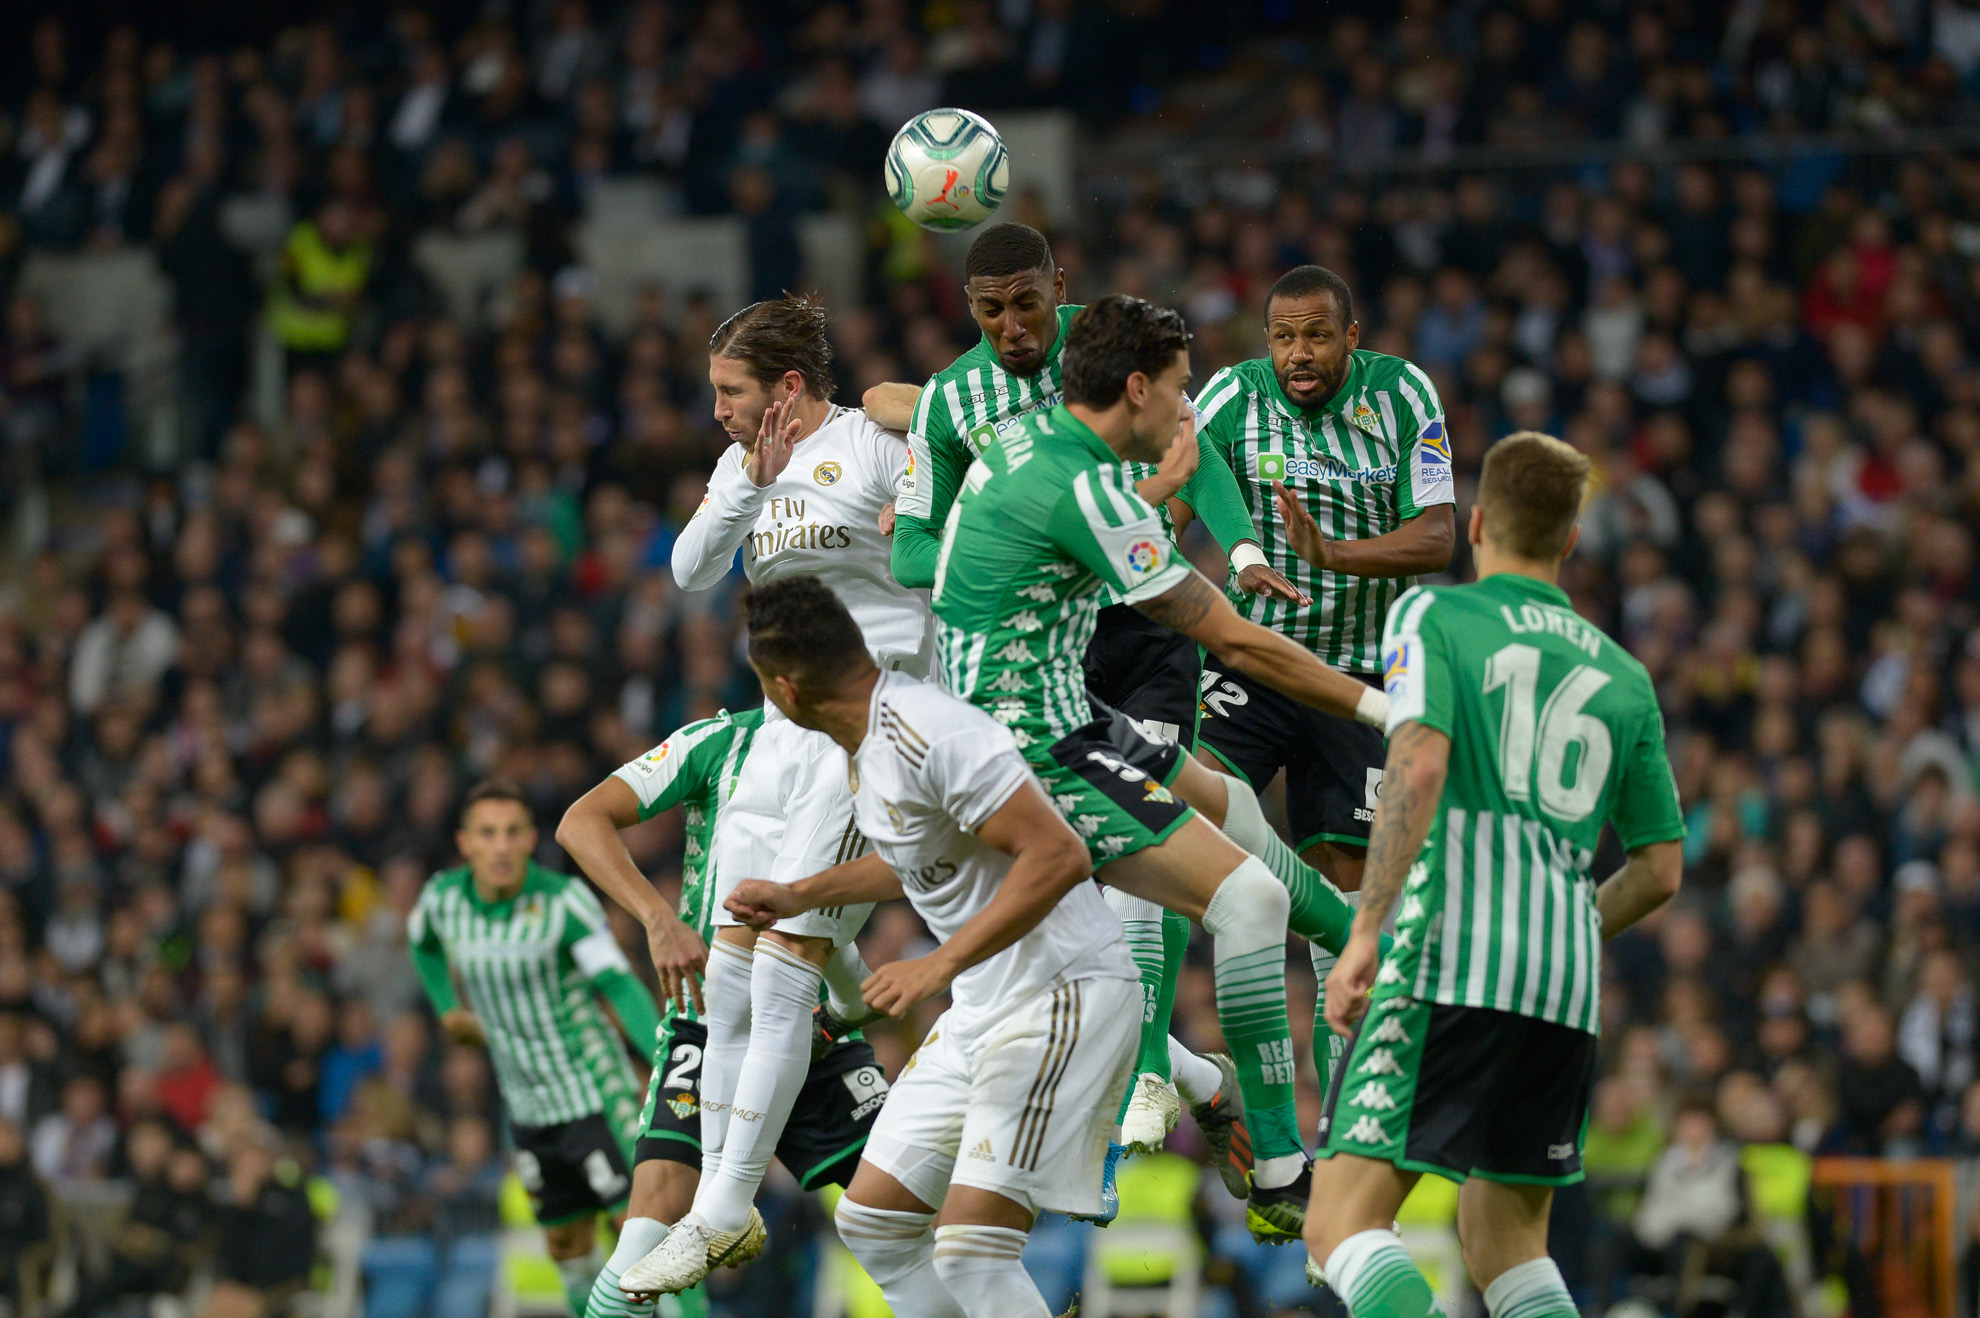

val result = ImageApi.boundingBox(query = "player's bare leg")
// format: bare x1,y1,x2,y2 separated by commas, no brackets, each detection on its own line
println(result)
1458,1180,1575,1318
545,1216,608,1318
1305,1154,1434,1318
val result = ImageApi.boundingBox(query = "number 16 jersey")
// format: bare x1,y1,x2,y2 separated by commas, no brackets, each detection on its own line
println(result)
1377,573,1684,1035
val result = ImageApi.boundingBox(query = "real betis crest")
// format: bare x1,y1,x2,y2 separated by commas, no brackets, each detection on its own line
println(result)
1351,401,1381,436
666,1092,698,1120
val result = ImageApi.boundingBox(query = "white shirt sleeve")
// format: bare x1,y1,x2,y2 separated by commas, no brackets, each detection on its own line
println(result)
859,414,912,495
921,711,1034,833
671,445,768,591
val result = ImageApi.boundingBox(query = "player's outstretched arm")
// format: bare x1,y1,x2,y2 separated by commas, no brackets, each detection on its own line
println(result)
725,853,904,928
1325,720,1449,1037
1136,571,1386,725
1272,485,1455,579
861,780,1090,1018
556,778,706,1014
1596,840,1684,940
863,381,922,432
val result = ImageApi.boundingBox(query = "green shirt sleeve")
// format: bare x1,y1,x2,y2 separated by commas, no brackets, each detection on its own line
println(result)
1048,467,1194,603
1379,587,1452,737
593,968,662,1054
1176,427,1257,552
406,887,460,1014
1610,692,1688,850
611,718,733,820
891,377,966,589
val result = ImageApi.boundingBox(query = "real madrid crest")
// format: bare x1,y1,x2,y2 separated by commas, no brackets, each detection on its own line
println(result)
814,461,843,485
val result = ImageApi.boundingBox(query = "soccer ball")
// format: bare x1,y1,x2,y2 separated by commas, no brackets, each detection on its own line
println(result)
885,108,1008,232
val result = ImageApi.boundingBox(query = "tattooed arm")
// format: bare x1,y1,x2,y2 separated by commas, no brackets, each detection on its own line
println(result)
1323,720,1451,1036
1135,569,1385,724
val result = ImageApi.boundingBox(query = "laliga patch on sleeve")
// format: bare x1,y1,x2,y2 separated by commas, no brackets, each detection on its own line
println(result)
1124,538,1166,576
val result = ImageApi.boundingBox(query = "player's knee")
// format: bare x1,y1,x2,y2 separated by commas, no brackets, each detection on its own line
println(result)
835,1197,936,1274
1202,854,1287,941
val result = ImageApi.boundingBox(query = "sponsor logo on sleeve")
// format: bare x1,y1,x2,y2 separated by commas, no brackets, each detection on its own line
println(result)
1419,418,1451,467
1383,641,1412,703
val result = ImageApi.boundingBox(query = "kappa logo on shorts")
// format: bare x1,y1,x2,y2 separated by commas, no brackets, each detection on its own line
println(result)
1548,1143,1576,1161
1349,1081,1398,1111
1094,835,1128,858
1358,1048,1406,1077
1376,961,1405,985
1342,1116,1388,1145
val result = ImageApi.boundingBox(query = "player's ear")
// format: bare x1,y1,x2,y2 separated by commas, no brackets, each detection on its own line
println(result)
1467,504,1486,549
1051,265,1066,303
1346,319,1361,350
1560,523,1581,561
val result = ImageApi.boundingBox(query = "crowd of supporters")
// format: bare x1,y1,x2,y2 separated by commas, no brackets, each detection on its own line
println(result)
6,2,1980,1315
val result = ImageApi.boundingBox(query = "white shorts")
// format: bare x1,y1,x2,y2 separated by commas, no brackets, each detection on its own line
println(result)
862,975,1138,1217
711,711,874,946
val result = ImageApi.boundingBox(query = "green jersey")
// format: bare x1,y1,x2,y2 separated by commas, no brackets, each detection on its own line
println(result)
408,863,647,1129
1377,575,1686,1034
931,402,1193,751
610,707,763,1016
894,303,1254,589
1195,351,1454,671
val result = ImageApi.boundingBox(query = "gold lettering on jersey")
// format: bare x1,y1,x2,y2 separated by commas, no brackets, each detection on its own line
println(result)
750,524,857,559
1499,603,1602,657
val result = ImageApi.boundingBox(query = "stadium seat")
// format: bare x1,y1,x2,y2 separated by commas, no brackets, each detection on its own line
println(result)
1078,1154,1202,1318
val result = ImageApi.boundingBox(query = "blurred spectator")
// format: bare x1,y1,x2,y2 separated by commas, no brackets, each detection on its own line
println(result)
30,1074,116,1185
1835,1001,1927,1154
0,1117,52,1314
206,1139,316,1318
52,1123,208,1318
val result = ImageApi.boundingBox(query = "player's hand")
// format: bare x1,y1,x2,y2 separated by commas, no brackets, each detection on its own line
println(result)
724,880,807,930
745,395,801,487
439,1009,486,1048
861,954,957,1018
1136,412,1200,507
645,913,708,1015
1324,932,1382,1038
1273,480,1333,571
879,501,896,536
1235,561,1310,605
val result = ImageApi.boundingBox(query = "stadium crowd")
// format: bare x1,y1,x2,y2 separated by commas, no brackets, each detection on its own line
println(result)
5,1,1980,1315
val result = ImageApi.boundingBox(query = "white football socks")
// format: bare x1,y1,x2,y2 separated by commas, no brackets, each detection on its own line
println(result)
821,939,873,1021
693,939,821,1233
696,939,754,1179
932,1224,1048,1317
588,1217,666,1318
1168,1036,1224,1106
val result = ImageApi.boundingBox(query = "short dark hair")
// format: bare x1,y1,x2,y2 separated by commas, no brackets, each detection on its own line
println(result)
1477,431,1592,559
964,223,1053,281
459,779,531,827
709,296,835,398
743,576,871,690
1061,296,1191,408
1266,265,1354,325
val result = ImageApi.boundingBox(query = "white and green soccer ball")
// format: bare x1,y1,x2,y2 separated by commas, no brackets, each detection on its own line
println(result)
885,108,1009,232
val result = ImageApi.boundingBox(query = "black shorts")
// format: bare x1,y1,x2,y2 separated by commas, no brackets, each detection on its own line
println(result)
1319,1001,1597,1186
635,1016,887,1191
511,1111,634,1225
1083,604,1202,750
1036,693,1193,867
1198,657,1386,851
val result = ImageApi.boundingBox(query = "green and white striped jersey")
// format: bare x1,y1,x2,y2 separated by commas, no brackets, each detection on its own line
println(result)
408,863,644,1129
931,402,1191,751
608,707,762,1022
1376,575,1686,1034
1195,352,1454,671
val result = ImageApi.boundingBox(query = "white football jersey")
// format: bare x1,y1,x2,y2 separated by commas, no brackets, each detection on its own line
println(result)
673,405,933,678
850,672,1134,1039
